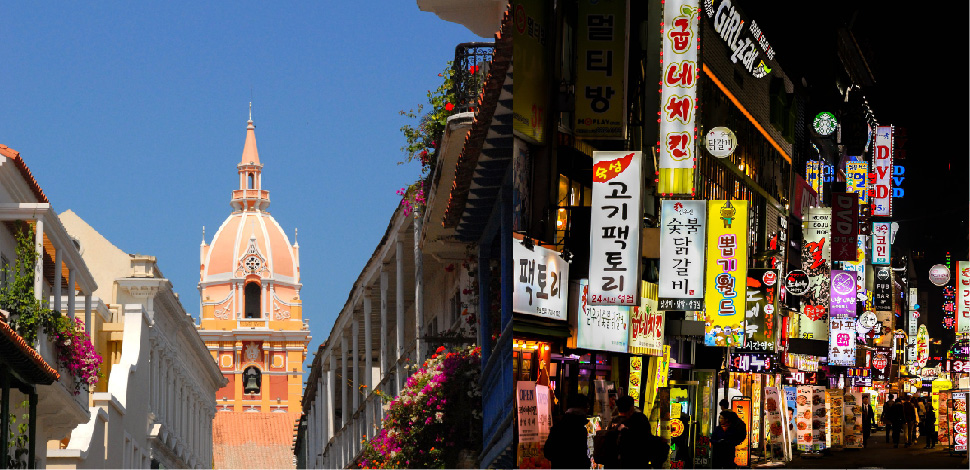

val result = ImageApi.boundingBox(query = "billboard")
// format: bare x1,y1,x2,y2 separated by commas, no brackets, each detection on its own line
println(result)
513,242,569,320
704,200,748,346
799,207,831,340
588,151,642,305
575,0,628,139
872,126,893,216
658,200,706,310
658,0,699,194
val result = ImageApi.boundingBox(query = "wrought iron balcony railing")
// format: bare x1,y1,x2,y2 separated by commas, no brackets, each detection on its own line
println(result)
452,42,494,114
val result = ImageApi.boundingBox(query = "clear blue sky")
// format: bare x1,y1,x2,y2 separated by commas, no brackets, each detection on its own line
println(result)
2,2,482,367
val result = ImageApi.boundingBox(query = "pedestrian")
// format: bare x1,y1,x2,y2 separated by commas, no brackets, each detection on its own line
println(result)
544,394,592,469
885,395,904,448
594,395,633,468
862,395,877,448
922,399,937,449
719,398,740,423
902,395,918,446
881,394,895,443
615,401,668,468
712,410,745,469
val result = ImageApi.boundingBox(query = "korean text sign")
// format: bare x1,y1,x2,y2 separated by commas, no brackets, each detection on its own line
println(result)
630,281,665,356
589,151,641,305
805,161,822,197
659,0,698,171
872,126,893,216
704,200,748,346
799,207,831,340
513,242,569,320
659,200,706,310
845,161,868,206
575,0,628,139
511,0,549,144
873,267,892,311
958,261,970,334
828,317,857,366
744,269,778,351
578,279,630,353
733,398,752,467
515,382,551,443
830,270,857,318
871,222,891,265
830,193,858,262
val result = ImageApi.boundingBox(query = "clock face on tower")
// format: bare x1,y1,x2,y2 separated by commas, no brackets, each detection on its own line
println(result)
244,255,263,273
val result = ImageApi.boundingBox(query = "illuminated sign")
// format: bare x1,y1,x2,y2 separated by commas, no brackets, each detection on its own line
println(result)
951,359,970,373
705,0,772,77
915,324,929,369
744,269,777,351
578,279,630,352
806,161,823,197
828,317,856,366
729,352,777,373
658,0,699,194
800,207,831,340
830,270,857,318
872,126,893,216
733,397,752,466
871,222,891,265
513,242,569,319
892,165,905,198
704,200,748,346
589,151,642,305
845,161,868,206
705,126,737,158
658,200,706,310
959,261,970,334
813,112,837,136
929,264,951,287
629,282,664,356
822,163,835,183
830,193,858,262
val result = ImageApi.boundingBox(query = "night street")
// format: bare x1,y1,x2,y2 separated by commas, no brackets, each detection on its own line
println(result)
786,436,967,469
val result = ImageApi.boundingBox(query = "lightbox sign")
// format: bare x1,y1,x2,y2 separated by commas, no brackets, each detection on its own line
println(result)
872,126,893,216
658,0,698,195
871,222,891,265
744,269,777,351
892,165,905,198
830,193,858,262
873,267,892,311
577,279,630,353
704,200,748,347
658,200,706,310
813,112,837,136
828,317,857,366
729,352,777,373
705,126,737,158
799,207,831,340
629,281,664,356
588,151,642,305
830,270,857,318
575,0,628,139
806,161,823,197
514,242,569,320
915,324,929,369
845,161,868,206
929,264,951,287
958,261,970,334
705,0,773,78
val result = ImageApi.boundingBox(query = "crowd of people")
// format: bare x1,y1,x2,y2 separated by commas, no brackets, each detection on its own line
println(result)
879,392,939,449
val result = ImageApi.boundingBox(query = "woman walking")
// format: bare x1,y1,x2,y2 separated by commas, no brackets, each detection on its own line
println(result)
922,398,937,449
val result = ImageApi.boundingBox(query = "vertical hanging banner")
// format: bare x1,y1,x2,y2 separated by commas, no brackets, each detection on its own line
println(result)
704,200,748,346
805,161,823,197
845,161,869,207
630,281,665,356
800,207,831,340
589,151,642,305
873,267,893,311
830,270,857,318
828,317,857,366
958,261,970,334
658,0,699,194
513,242,570,320
872,126,893,216
871,222,891,265
511,0,550,144
629,357,643,408
744,269,778,351
575,0,628,139
659,200,706,310
830,193,858,262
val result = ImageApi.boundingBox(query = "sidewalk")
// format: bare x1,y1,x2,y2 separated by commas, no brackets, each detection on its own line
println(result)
784,435,967,469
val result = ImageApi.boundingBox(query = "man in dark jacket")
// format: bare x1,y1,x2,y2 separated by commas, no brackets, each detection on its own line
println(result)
902,395,919,447
884,395,905,448
712,410,745,468
616,410,668,468
881,394,895,443
544,394,591,469
862,395,877,447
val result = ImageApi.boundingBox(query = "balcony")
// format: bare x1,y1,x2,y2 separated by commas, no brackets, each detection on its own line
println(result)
35,327,90,442
452,42,493,114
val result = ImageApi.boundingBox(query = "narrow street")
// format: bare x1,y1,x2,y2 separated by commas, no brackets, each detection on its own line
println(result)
786,435,967,469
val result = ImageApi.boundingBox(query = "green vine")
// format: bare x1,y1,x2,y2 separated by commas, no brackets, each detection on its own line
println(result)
2,223,55,344
398,63,457,176
6,400,29,469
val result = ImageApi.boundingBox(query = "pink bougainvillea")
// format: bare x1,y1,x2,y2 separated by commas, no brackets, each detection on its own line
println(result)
52,317,102,395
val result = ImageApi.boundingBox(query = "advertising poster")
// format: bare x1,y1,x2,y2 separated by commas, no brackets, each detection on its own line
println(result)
953,392,968,452
958,261,970,334
658,200,707,310
630,281,664,356
629,357,643,407
800,207,831,340
784,386,798,448
825,389,844,448
516,382,552,468
795,386,814,451
872,126,893,216
744,269,778,351
805,161,823,197
811,386,826,451
733,398,751,467
513,242,569,320
511,0,549,144
764,386,790,461
578,279,630,353
576,0,628,139
589,151,642,305
842,392,864,448
828,317,857,366
830,270,857,317
871,221,891,265
704,200,748,346
658,0,699,194
830,193,858,261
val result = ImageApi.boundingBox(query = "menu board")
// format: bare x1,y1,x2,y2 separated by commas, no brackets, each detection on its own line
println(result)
953,391,968,452
515,382,552,468
825,389,844,448
795,386,815,451
938,391,950,446
764,386,790,461
811,386,826,451
842,392,864,448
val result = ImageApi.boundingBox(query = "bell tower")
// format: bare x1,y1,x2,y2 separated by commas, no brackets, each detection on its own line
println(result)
196,111,311,413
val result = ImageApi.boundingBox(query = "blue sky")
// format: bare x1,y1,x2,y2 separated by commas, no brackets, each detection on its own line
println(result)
2,2,482,365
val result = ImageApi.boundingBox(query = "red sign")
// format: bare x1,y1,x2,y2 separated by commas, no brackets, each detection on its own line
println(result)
872,353,889,370
733,398,751,467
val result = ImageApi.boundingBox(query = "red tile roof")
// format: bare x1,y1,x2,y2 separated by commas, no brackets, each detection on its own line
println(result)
213,412,302,469
0,145,49,203
0,318,59,384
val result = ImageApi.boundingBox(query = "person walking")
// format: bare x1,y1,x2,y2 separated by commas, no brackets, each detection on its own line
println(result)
881,394,895,443
886,395,905,448
922,399,937,449
862,395,877,448
544,394,592,469
615,402,668,469
903,395,919,446
712,410,745,469
594,395,633,468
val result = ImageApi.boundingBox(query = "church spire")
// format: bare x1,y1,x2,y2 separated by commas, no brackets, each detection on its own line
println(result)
232,109,270,212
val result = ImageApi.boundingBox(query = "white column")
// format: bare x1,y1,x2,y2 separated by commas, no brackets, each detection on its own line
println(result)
379,270,388,385
326,353,335,438
53,250,62,314
395,241,405,396
413,212,424,362
363,292,373,438
352,314,359,412
263,282,270,318
67,269,76,320
33,218,43,302
340,333,348,432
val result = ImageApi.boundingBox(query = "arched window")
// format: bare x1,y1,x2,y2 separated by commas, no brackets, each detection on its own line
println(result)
243,366,262,394
245,282,261,318
248,173,255,189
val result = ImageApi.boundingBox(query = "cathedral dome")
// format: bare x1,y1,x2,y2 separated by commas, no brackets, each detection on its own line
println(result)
202,211,298,283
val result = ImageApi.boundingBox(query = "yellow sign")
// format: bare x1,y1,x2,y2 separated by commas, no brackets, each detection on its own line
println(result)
703,200,748,346
629,356,643,406
670,418,685,438
512,0,549,144
575,0,627,139
656,345,671,388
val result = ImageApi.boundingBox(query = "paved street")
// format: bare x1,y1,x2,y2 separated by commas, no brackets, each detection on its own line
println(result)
785,433,968,469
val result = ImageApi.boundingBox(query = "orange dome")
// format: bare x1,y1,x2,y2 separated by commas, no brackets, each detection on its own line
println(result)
202,211,298,283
